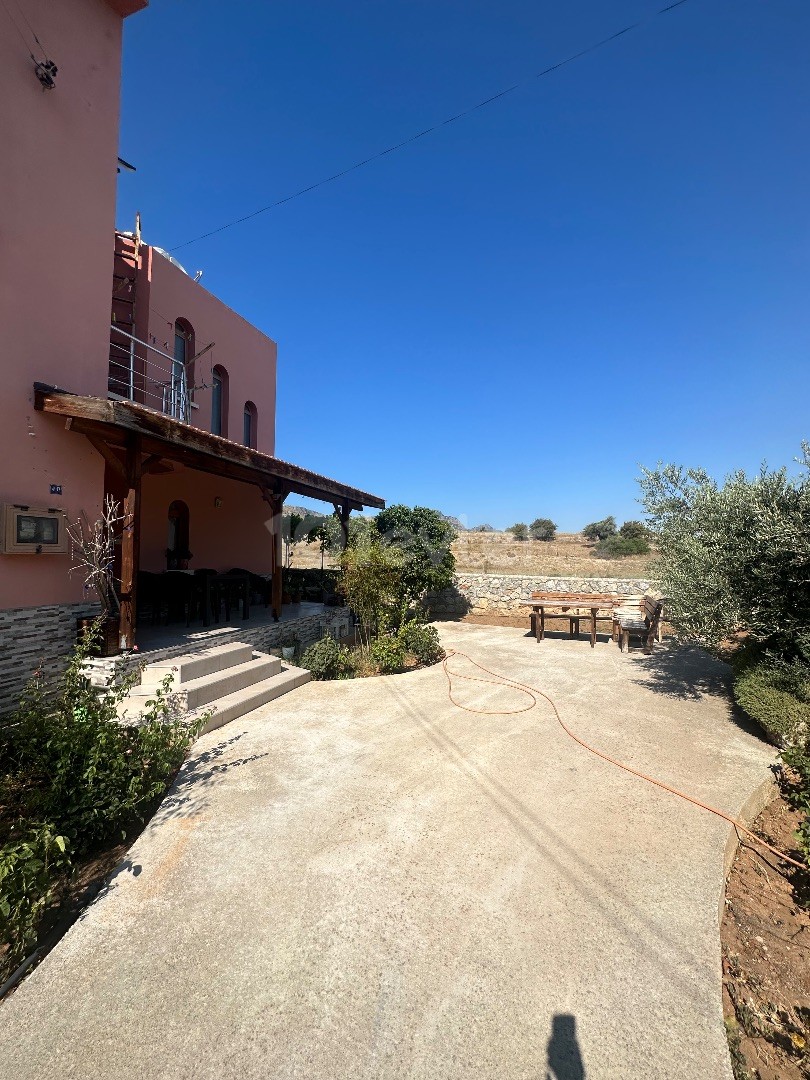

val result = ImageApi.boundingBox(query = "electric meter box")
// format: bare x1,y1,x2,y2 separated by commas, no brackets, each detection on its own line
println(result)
1,504,68,554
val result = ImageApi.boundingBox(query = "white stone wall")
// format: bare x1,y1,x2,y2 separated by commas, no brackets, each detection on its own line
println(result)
429,573,655,617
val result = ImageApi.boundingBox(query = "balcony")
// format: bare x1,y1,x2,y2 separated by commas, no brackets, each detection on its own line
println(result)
108,323,190,422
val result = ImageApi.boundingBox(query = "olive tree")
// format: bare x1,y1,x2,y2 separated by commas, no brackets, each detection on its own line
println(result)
638,450,810,657
529,518,557,541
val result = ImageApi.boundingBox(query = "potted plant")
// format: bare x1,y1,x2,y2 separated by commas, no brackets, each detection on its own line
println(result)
280,632,298,661
68,496,124,657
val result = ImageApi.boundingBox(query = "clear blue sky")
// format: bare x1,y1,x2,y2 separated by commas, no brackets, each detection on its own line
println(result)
116,0,810,531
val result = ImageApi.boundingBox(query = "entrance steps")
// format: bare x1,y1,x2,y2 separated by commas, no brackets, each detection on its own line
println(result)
119,642,311,734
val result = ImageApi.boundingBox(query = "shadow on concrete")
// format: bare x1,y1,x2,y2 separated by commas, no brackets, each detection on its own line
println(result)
630,643,732,701
630,644,771,743
154,731,272,822
546,1013,586,1079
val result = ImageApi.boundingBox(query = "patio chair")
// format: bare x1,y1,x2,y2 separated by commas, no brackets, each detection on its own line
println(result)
615,593,664,654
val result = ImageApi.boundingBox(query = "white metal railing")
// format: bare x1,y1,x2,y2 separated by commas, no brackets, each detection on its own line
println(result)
108,324,189,422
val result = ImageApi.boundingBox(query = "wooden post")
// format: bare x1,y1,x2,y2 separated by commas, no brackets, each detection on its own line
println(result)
262,486,285,622
333,502,350,551
119,435,142,649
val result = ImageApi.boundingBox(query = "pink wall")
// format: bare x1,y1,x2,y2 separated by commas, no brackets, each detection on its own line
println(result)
0,0,141,608
140,467,276,575
133,245,277,455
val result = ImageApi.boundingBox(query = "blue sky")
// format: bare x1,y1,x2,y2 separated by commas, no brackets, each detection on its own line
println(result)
117,0,810,530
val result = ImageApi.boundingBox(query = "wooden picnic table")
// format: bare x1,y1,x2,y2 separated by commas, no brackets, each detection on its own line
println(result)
521,593,619,648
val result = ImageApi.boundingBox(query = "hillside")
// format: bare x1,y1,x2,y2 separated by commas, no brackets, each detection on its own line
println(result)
287,529,655,579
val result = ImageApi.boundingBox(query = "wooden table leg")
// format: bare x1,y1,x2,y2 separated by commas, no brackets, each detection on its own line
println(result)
590,608,597,648
539,607,545,641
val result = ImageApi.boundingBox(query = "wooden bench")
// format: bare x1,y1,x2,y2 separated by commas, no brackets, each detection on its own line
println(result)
615,592,664,653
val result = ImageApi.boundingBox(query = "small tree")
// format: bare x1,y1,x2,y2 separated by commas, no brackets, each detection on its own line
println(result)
339,535,404,648
618,520,650,542
638,453,810,655
66,496,124,620
529,518,557,542
582,516,617,542
374,505,456,619
507,522,529,542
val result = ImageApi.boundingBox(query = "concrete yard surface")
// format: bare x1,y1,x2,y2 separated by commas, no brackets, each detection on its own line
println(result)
0,624,776,1079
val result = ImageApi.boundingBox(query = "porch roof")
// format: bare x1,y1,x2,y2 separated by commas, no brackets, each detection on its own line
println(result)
33,384,385,511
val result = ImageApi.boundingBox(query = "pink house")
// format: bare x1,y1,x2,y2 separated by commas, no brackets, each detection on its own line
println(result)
0,0,383,713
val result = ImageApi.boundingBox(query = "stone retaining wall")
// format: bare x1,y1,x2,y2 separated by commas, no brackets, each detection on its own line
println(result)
429,573,655,618
0,601,101,717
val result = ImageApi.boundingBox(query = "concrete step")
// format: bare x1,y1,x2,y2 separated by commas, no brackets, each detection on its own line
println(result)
137,642,253,692
179,654,283,710
196,666,312,734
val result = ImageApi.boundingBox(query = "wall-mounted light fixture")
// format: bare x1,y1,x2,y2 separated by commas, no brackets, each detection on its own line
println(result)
214,497,223,509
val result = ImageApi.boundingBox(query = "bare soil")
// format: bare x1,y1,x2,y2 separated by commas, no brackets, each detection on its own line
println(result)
722,779,810,1079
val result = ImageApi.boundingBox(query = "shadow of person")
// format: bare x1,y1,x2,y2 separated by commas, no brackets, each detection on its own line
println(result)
546,1013,586,1080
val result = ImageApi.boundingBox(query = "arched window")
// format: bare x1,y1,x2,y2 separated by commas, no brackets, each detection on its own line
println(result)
172,319,194,421
243,401,258,449
211,364,228,437
167,500,191,569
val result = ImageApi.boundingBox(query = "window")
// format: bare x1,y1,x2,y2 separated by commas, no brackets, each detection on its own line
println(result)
171,319,194,421
243,401,257,449
211,365,228,437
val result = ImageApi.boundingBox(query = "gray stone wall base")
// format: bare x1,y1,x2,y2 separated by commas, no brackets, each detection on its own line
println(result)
0,605,349,714
0,602,101,717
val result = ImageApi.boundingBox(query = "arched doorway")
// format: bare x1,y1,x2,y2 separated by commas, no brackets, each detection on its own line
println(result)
167,500,190,569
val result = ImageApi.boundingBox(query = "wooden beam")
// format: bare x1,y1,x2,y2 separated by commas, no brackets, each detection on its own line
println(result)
119,435,142,649
84,434,126,479
332,502,351,551
34,387,384,509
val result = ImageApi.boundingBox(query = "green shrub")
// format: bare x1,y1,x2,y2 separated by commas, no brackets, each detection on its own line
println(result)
507,523,528,541
529,518,557,541
369,635,408,674
619,519,650,541
595,534,651,558
732,650,810,749
781,743,810,868
0,823,71,973
9,635,197,855
300,634,354,680
582,516,617,542
398,621,445,666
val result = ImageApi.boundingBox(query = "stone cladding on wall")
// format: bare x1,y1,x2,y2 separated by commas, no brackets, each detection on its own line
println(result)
429,573,655,617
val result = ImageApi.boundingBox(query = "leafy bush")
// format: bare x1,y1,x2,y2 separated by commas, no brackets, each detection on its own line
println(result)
339,536,404,646
369,635,408,674
507,523,529,541
0,823,71,972
529,518,557,541
8,628,197,856
732,649,810,749
374,505,456,616
781,742,810,868
638,451,810,654
595,535,651,558
1,622,199,978
300,635,353,680
582,516,617,542
619,520,650,541
398,621,445,666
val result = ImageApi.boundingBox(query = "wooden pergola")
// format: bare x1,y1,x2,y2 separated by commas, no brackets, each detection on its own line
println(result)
34,384,385,646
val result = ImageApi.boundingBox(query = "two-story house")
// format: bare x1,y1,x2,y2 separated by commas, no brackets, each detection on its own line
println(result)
0,0,383,715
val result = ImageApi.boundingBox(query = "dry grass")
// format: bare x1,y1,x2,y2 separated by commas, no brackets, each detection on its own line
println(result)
451,532,655,578
286,532,655,579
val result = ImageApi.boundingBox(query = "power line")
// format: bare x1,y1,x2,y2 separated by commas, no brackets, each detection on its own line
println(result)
170,0,693,253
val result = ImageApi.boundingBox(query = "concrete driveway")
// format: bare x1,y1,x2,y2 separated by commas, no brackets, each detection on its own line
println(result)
0,624,775,1079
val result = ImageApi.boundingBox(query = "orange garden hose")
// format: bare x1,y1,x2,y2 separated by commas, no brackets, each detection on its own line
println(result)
441,649,806,873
